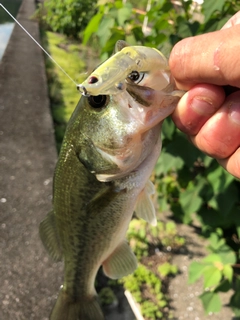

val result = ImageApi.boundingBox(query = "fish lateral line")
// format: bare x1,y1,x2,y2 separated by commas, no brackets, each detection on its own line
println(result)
0,3,79,88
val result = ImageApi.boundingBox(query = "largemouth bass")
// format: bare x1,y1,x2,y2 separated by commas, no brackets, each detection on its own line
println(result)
40,42,183,320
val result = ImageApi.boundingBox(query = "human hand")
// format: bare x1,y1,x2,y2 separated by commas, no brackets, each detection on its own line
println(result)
169,12,240,179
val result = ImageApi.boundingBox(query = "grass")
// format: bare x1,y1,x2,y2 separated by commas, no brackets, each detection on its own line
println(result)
42,31,99,149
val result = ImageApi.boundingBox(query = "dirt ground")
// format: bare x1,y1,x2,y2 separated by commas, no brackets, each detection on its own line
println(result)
167,216,235,320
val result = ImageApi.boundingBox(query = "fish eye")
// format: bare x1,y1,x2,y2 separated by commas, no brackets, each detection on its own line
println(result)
88,95,109,109
127,71,145,84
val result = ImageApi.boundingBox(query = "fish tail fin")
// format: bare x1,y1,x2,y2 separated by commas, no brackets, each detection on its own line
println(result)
50,287,104,320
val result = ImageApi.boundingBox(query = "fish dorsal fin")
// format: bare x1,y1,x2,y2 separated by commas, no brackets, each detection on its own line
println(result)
114,40,129,53
102,241,137,279
39,210,62,262
135,180,157,226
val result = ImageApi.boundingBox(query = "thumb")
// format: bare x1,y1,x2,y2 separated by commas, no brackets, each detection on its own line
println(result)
169,24,240,90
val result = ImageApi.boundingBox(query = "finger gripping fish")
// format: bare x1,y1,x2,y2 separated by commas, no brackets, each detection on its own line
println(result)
40,41,183,320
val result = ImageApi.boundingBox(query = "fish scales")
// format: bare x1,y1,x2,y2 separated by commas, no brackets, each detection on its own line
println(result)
40,41,184,320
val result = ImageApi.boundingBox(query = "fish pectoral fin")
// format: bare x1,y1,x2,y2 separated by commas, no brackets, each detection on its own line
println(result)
39,210,62,262
103,241,137,279
135,180,157,226
86,185,125,213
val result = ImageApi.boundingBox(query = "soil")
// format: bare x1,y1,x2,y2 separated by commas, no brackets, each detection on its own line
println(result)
167,214,236,320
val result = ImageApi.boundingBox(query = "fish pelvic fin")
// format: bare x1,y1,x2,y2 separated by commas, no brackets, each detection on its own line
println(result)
39,210,62,261
50,287,104,320
103,241,138,279
135,180,157,226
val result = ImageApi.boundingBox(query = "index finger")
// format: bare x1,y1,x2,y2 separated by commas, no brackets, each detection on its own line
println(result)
221,11,240,29
169,24,240,90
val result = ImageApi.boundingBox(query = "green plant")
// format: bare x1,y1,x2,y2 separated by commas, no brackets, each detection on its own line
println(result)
42,31,89,149
121,218,184,319
83,0,145,59
189,230,239,315
158,262,178,278
42,0,97,38
121,263,167,320
127,218,185,260
98,287,117,307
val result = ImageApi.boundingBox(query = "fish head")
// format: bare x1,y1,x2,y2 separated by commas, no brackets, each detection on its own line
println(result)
72,83,183,182
72,42,184,181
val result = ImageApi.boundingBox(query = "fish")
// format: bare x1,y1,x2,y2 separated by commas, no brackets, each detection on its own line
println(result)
39,41,184,320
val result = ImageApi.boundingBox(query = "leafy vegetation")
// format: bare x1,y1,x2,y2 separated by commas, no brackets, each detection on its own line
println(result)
0,0,22,23
42,31,98,149
120,218,183,320
41,0,97,38
40,0,240,317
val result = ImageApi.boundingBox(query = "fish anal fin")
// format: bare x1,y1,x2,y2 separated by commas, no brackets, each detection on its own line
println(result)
39,210,62,262
103,241,137,279
135,180,157,226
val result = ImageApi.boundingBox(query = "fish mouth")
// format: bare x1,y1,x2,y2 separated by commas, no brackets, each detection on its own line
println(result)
126,83,155,107
77,81,156,104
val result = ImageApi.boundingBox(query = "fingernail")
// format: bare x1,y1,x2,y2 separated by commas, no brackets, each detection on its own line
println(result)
229,102,240,125
191,96,215,115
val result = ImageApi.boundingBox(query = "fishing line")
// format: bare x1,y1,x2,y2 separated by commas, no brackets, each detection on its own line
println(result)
0,3,78,87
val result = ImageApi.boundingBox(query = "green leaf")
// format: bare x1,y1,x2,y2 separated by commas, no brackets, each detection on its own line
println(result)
203,254,221,263
179,182,203,217
203,155,213,167
203,266,222,289
155,151,184,175
177,21,192,38
83,10,104,44
188,21,200,36
208,232,225,251
237,226,240,239
207,166,235,194
161,117,175,140
96,17,115,47
202,0,226,22
230,292,240,317
216,245,236,265
117,6,132,26
222,265,233,282
188,262,208,284
200,291,222,314
197,207,224,228
214,279,231,293
166,134,204,168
